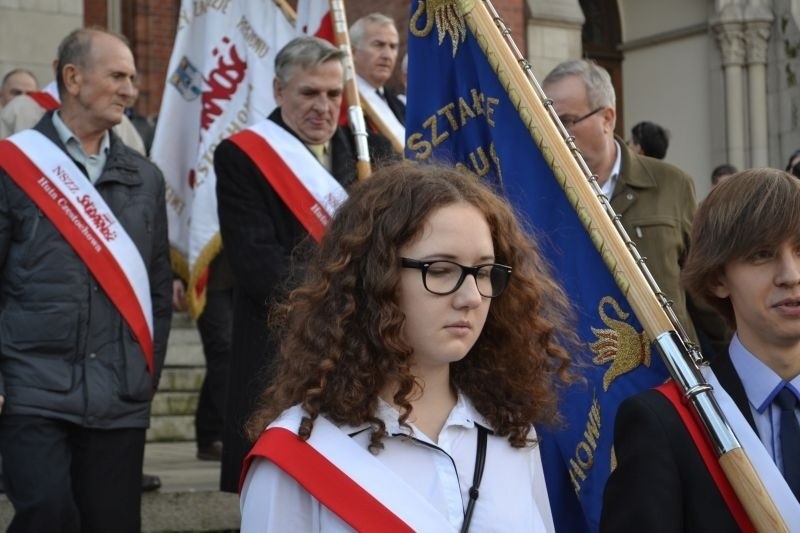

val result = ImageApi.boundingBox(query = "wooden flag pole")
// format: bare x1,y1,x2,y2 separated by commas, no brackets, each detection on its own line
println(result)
457,0,787,530
330,0,372,180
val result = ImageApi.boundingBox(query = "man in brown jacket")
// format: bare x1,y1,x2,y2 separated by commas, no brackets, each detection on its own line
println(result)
543,59,728,353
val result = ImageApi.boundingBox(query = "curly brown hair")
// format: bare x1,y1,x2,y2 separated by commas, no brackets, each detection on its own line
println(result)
246,161,576,450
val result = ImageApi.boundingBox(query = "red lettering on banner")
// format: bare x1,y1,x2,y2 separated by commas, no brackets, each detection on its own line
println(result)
56,195,102,252
77,194,118,241
200,37,247,131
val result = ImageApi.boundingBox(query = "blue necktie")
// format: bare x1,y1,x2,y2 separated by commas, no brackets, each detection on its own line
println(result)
775,387,800,499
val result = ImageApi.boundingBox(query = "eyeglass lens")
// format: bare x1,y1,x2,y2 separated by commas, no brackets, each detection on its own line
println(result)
423,261,509,297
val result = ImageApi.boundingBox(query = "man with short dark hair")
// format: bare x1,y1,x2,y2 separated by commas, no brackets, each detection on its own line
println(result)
0,28,172,530
711,163,738,187
629,120,670,159
214,36,393,492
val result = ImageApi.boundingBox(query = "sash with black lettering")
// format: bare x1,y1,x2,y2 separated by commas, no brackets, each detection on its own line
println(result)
228,119,347,243
242,405,457,532
0,130,155,375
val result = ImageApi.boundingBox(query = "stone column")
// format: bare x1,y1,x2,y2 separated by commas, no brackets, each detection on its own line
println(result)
743,10,773,168
107,0,122,33
525,0,585,78
714,22,747,169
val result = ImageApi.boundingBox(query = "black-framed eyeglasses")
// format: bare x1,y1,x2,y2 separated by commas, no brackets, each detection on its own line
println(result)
400,258,512,298
559,107,603,129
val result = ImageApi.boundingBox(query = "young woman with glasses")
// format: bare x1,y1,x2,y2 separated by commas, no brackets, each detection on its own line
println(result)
239,161,576,532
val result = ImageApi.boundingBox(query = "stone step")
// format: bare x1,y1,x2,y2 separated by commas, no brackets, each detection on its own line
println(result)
147,414,195,442
165,327,205,367
158,367,206,392
171,310,195,330
151,391,198,416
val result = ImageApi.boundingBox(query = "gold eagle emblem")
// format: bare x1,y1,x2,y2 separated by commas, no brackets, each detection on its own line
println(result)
590,296,650,391
409,0,467,57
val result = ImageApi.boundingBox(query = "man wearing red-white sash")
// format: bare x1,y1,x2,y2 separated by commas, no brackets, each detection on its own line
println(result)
350,13,405,143
0,28,171,532
602,169,800,531
214,36,393,493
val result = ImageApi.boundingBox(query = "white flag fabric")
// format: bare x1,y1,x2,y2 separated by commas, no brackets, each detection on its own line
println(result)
151,1,294,316
296,0,332,39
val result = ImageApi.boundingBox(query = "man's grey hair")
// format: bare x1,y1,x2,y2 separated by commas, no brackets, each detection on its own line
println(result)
543,59,616,110
55,27,130,97
349,13,396,49
274,36,345,88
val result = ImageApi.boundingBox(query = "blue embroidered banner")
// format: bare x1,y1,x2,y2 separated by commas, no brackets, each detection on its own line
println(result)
405,2,668,530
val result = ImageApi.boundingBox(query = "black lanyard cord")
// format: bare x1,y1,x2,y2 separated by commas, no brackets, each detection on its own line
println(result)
460,425,488,533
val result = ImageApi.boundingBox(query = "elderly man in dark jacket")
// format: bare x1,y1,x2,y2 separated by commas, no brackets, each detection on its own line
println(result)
215,36,394,493
0,28,171,532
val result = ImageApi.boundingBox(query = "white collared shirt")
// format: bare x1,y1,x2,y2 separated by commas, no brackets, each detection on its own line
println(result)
52,111,110,184
729,333,800,472
600,140,622,199
241,393,554,532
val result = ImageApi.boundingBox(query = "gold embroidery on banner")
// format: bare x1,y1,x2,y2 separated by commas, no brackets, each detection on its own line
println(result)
409,0,466,57
610,444,617,473
590,296,651,391
568,395,602,493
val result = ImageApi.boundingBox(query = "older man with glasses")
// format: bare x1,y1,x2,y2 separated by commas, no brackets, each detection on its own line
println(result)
542,59,728,359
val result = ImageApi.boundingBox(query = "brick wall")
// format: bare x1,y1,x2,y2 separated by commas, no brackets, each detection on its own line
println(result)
121,2,180,117
83,0,107,27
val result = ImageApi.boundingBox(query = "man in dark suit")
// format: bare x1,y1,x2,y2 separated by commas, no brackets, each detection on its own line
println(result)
601,169,800,530
350,12,405,147
214,36,393,492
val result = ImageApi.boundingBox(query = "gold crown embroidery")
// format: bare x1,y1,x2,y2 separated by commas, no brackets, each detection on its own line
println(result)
410,0,467,57
590,296,651,391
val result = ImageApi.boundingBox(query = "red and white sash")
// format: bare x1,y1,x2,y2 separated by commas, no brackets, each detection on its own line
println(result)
26,91,59,111
356,75,405,147
701,367,800,526
228,119,347,243
0,130,155,375
26,81,61,111
662,368,800,528
243,405,457,532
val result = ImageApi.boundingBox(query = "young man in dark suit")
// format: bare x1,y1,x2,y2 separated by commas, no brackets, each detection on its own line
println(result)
601,168,800,531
